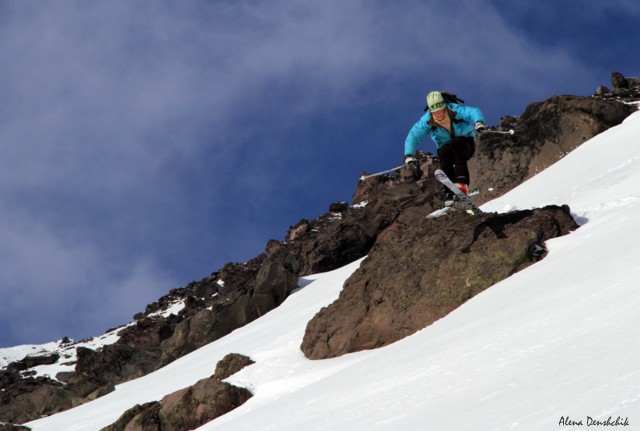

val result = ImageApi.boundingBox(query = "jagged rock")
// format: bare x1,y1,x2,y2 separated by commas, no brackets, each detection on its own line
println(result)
100,401,162,431
100,402,161,431
158,252,298,367
102,379,251,431
0,367,85,424
158,298,253,367
301,205,578,359
470,95,635,204
0,382,84,424
213,353,255,380
158,378,251,431
611,71,628,89
0,424,32,431
118,316,175,351
598,71,640,100
66,345,159,398
329,201,349,212
101,352,253,431
250,250,298,315
6,354,60,372
610,71,639,90
54,371,76,384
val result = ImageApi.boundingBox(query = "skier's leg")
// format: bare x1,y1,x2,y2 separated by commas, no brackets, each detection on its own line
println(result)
437,144,455,183
451,137,475,185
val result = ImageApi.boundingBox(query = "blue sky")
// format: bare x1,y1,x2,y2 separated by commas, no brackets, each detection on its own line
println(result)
0,0,638,348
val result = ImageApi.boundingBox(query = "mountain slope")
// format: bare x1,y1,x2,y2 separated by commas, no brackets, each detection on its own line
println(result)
24,108,640,430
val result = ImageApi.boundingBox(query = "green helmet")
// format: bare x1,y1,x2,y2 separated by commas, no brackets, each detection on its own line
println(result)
426,91,447,113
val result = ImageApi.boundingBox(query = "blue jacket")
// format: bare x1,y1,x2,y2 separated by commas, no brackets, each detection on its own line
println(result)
404,103,485,156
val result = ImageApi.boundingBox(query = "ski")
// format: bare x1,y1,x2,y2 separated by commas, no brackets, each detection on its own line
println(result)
426,205,456,219
433,169,484,216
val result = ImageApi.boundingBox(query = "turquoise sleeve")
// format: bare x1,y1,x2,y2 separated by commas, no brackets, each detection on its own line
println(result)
455,105,485,124
404,120,428,156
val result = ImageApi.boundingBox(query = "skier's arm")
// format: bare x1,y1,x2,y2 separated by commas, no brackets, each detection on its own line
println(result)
404,119,429,156
454,105,485,125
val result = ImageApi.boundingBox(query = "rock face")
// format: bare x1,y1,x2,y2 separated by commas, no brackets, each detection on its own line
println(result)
0,424,31,431
101,354,253,431
213,353,256,380
0,368,84,424
470,94,635,204
301,205,578,359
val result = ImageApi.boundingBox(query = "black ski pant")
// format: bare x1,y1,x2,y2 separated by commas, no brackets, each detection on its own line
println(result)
437,137,475,185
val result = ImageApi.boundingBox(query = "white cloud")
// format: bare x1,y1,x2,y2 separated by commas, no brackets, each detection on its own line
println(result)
0,215,175,343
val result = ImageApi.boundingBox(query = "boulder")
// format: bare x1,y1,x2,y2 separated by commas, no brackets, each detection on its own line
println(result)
66,345,159,398
101,354,253,431
157,378,251,431
301,205,578,359
0,424,32,431
0,383,84,424
611,71,629,89
213,353,255,381
100,402,162,431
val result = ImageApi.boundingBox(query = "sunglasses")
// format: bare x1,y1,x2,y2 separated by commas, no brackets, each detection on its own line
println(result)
429,102,447,112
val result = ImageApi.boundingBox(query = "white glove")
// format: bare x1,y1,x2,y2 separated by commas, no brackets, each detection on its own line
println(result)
404,155,418,166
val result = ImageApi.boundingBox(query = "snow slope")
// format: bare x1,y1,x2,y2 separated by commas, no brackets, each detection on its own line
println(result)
26,108,640,430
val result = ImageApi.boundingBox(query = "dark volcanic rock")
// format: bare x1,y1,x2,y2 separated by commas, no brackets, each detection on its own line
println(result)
470,95,635,204
100,380,251,431
157,378,251,431
213,353,255,381
158,250,298,367
7,353,60,372
0,377,84,424
66,345,160,399
301,205,578,359
101,354,254,431
100,401,162,431
0,424,32,431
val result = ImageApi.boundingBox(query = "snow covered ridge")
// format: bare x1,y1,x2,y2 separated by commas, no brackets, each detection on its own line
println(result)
0,299,188,383
0,327,126,381
23,109,640,430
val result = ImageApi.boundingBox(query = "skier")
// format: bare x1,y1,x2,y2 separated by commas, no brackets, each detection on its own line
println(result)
403,91,486,195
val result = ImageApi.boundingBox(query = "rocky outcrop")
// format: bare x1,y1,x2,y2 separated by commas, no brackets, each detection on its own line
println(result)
470,94,635,204
101,381,250,431
213,353,255,380
301,205,578,359
101,354,253,431
596,72,640,97
0,424,31,431
66,344,160,399
0,367,84,424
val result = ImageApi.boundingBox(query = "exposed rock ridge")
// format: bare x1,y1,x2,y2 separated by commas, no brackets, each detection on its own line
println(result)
301,205,578,359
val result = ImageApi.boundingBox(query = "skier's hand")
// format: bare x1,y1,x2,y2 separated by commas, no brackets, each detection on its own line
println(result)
475,122,487,133
404,155,418,167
